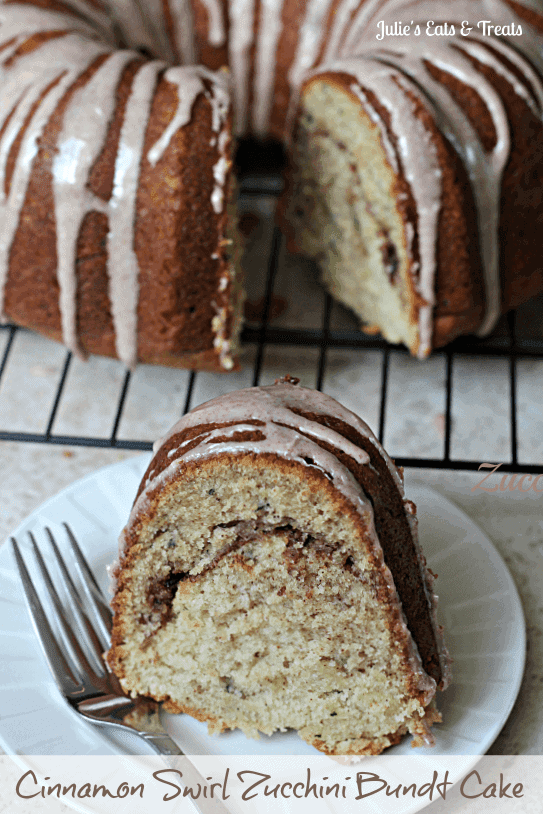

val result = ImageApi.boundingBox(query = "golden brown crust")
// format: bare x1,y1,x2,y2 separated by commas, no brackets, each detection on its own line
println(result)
310,727,406,757
161,700,230,734
135,80,235,365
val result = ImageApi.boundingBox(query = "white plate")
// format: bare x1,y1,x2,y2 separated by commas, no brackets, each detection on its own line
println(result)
0,455,525,761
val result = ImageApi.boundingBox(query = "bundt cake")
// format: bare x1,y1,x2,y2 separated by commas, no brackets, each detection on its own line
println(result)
1,0,543,365
108,377,450,755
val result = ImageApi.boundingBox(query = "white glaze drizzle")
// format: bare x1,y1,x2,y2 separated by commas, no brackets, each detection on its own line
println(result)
227,0,255,134
200,0,226,47
211,127,231,212
155,380,404,492
417,38,510,337
52,49,135,357
467,37,543,118
252,0,285,137
147,65,210,166
107,60,165,369
323,0,362,63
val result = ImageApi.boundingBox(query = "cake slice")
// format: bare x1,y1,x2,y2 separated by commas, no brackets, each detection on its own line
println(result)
283,41,543,358
108,377,450,755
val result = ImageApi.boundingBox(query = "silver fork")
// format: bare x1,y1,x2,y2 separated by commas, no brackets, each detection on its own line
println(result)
11,524,231,814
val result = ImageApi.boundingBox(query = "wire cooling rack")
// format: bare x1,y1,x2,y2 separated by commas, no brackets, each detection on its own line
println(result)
0,166,542,475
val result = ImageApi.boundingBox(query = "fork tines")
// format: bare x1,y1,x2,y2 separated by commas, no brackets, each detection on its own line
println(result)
11,525,112,697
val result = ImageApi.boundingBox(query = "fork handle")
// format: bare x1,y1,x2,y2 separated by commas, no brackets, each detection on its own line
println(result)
140,731,184,755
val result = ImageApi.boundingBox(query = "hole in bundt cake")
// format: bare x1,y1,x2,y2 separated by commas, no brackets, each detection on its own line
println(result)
235,137,287,178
